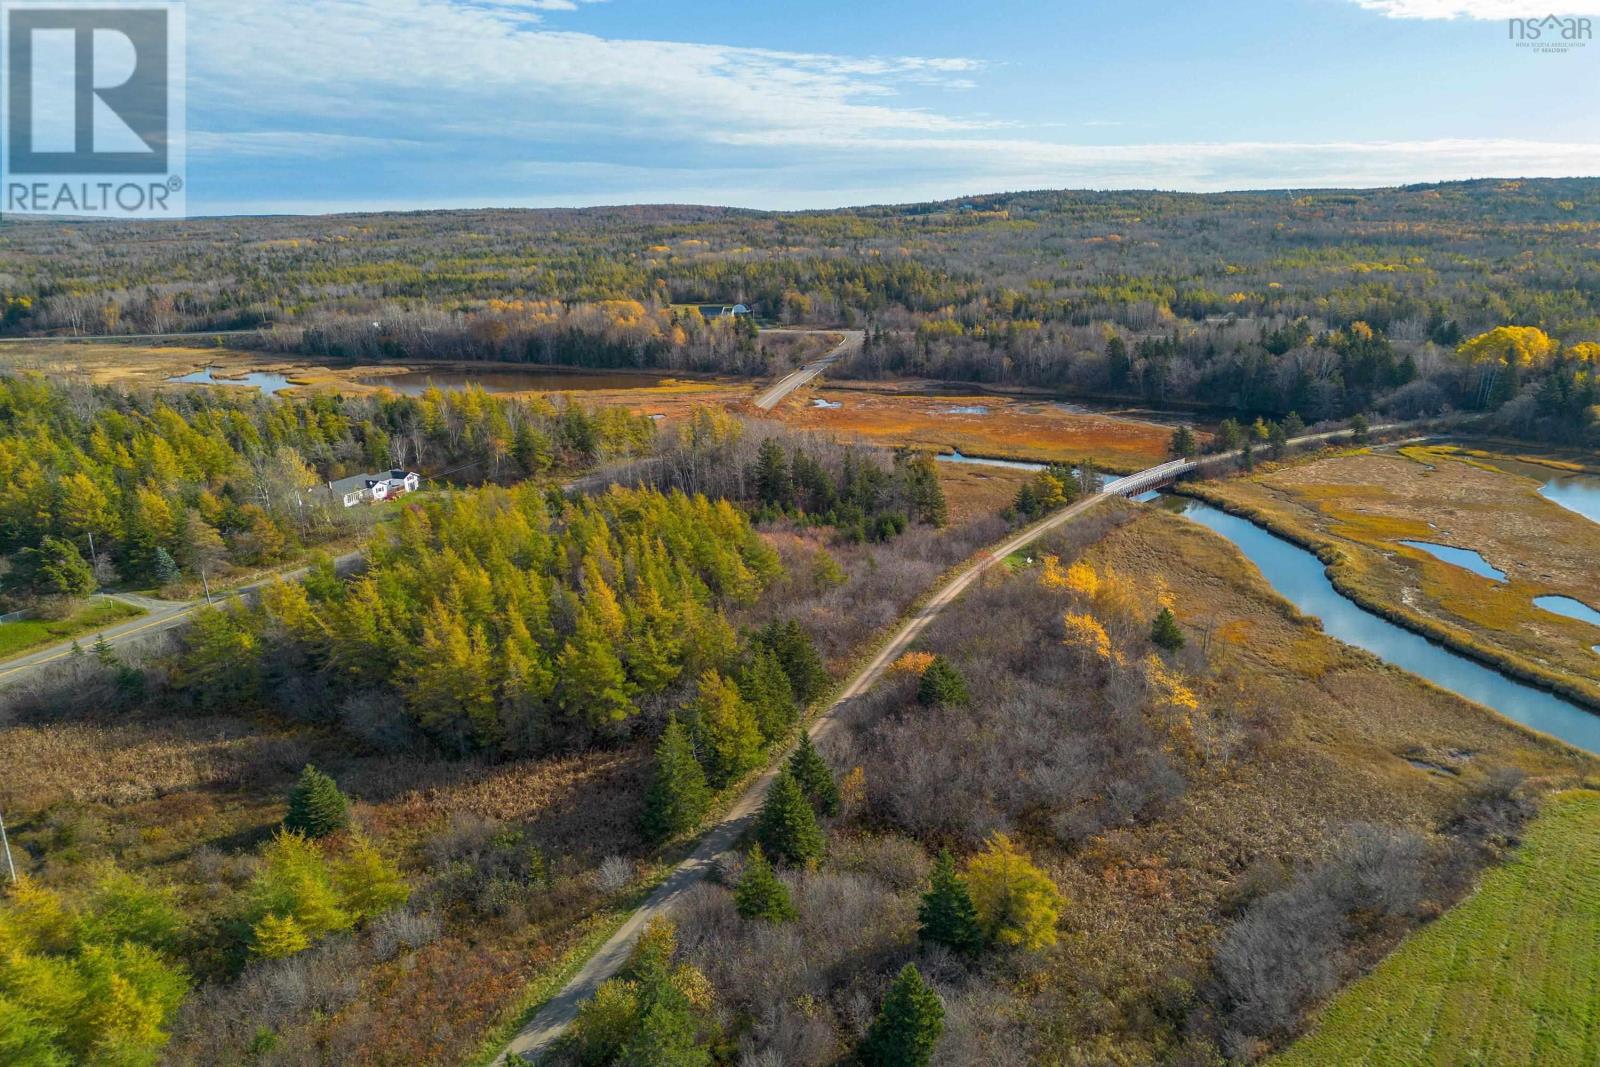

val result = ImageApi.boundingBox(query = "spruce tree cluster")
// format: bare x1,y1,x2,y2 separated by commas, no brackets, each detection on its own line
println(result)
753,619,829,706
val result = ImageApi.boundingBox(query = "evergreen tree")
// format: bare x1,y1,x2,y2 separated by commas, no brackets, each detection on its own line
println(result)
1282,411,1307,439
641,717,712,843
152,546,181,586
756,619,828,705
754,437,793,507
738,647,799,742
918,850,982,957
1170,424,1198,458
788,733,839,817
618,952,711,1067
1150,607,1185,652
284,764,350,839
734,844,795,922
916,656,969,707
689,669,763,787
755,767,825,868
91,632,117,666
860,964,945,1067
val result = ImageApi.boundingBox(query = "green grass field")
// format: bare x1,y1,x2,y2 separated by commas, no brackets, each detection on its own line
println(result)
1277,791,1600,1066
0,598,145,659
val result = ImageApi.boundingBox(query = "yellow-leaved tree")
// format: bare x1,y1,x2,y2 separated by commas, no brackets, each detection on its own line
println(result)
965,833,1065,950
1457,326,1556,366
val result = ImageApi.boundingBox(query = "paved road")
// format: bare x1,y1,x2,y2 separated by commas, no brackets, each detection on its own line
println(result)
752,330,864,411
493,419,1420,1065
0,551,363,688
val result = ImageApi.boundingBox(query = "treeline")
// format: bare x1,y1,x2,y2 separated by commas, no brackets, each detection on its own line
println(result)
851,319,1599,445
0,375,655,598
4,178,1597,354
174,483,790,754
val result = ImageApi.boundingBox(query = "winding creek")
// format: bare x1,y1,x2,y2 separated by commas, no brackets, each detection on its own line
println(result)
1164,497,1600,754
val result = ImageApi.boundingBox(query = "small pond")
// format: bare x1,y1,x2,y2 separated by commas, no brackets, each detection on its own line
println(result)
1397,540,1507,582
167,367,295,395
811,398,842,409
1535,596,1600,628
943,405,989,415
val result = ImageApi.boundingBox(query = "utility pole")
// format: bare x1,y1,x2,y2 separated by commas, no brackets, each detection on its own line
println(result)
0,808,16,884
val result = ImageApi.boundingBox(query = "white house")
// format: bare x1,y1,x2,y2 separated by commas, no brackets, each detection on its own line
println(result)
327,469,420,508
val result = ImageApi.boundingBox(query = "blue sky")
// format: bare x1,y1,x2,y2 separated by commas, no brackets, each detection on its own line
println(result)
185,0,1599,214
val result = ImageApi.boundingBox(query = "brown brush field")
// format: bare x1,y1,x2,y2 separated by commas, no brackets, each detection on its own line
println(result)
1027,504,1593,1060
772,384,1182,472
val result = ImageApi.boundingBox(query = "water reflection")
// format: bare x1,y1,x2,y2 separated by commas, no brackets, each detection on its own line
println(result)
167,367,295,395
1398,540,1507,582
1167,497,1600,754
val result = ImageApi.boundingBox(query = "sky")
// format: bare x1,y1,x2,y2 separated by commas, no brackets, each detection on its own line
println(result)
176,0,1600,214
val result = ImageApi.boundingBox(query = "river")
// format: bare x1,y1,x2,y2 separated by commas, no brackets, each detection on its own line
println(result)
1164,497,1600,754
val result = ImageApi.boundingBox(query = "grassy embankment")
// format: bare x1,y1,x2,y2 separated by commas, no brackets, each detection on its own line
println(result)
1277,790,1600,1066
1181,444,1600,712
0,597,145,659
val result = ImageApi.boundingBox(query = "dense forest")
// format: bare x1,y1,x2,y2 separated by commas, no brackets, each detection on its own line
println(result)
2,178,1595,442
0,375,655,604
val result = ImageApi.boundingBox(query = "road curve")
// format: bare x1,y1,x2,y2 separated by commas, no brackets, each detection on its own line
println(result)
0,551,364,688
493,420,1414,1064
752,330,864,411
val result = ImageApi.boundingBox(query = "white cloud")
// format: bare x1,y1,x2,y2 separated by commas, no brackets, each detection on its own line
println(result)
1349,0,1600,18
181,0,1600,213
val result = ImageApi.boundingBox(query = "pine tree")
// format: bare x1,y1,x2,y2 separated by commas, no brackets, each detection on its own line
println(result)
916,656,968,707
860,964,945,1067
738,647,798,743
754,437,793,508
284,764,350,839
756,619,828,706
755,767,825,869
918,850,983,957
734,844,795,923
788,733,839,817
1170,424,1198,458
1150,607,1185,652
641,717,711,843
